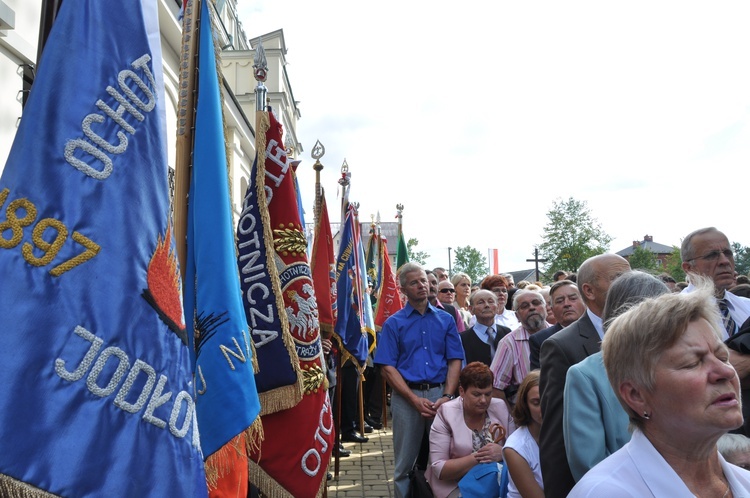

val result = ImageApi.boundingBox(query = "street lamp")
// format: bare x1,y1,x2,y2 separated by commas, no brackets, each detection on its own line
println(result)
448,247,452,276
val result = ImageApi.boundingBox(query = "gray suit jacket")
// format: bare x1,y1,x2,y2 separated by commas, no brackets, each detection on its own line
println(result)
539,312,600,498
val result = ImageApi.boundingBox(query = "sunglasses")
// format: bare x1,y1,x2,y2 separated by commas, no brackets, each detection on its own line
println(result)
439,288,456,294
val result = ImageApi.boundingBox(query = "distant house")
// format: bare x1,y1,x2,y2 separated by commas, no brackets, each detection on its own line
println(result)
507,269,539,285
616,235,674,268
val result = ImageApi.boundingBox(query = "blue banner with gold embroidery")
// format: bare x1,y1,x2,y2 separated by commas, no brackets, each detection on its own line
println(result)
357,219,377,354
0,0,207,496
334,204,370,367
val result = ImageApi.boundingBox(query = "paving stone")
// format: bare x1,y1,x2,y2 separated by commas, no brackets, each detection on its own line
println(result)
327,415,395,497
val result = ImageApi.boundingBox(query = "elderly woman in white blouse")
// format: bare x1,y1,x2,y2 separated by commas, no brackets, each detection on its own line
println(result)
570,282,750,498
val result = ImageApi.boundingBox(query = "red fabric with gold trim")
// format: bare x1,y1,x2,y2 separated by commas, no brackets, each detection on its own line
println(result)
311,192,337,336
248,110,333,497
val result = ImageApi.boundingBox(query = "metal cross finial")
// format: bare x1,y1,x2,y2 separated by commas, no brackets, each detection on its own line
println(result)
341,158,349,174
312,140,325,174
312,140,325,161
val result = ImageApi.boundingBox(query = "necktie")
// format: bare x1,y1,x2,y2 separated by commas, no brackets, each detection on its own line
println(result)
487,327,496,358
719,299,737,336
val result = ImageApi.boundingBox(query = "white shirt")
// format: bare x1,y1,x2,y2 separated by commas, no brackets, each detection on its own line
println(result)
495,308,521,331
588,308,604,340
503,426,543,498
683,283,750,339
569,429,750,497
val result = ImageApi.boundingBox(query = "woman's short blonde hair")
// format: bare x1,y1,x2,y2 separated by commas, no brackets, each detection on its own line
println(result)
451,272,471,288
602,279,723,429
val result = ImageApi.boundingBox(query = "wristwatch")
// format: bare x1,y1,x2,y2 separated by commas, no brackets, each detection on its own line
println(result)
442,393,456,400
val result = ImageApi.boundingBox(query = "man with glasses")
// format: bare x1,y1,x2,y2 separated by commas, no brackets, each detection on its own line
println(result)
681,227,750,338
490,289,550,403
427,270,464,332
681,228,750,437
437,279,457,305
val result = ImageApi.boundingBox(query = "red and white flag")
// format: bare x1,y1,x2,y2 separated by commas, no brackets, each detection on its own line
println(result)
490,248,500,274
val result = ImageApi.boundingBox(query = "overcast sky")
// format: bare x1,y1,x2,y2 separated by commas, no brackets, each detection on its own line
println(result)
236,1,750,275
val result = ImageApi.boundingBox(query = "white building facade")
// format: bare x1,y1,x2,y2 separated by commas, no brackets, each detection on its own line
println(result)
0,0,301,221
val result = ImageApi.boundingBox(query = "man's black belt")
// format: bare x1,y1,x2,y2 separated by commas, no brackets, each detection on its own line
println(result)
406,382,442,390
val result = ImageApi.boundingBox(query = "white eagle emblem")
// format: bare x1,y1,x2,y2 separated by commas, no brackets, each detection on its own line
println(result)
285,283,320,339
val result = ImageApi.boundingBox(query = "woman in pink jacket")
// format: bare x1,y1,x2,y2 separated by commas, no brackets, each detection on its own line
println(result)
427,362,516,498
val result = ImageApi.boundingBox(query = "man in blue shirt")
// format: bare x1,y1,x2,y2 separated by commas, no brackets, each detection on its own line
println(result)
375,263,465,498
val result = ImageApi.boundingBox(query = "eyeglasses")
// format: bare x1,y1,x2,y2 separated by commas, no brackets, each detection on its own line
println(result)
439,288,456,294
689,249,734,263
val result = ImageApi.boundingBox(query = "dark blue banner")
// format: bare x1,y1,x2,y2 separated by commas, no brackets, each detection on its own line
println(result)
236,156,300,399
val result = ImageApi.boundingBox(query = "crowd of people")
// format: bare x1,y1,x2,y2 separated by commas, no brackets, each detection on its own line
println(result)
349,226,750,498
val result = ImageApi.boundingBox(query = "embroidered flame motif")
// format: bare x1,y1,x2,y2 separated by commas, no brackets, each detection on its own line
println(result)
142,225,187,345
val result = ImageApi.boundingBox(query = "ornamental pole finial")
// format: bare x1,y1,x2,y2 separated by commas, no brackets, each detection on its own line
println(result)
253,39,268,111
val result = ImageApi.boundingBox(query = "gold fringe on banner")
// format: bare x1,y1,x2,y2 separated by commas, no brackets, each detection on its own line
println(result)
248,460,329,498
205,418,265,491
253,109,305,416
0,475,60,498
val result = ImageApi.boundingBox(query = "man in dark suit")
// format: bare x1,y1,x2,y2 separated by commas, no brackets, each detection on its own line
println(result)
461,290,511,366
529,279,586,370
538,254,630,498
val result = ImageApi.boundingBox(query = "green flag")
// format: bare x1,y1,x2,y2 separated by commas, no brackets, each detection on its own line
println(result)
366,227,380,293
397,230,409,271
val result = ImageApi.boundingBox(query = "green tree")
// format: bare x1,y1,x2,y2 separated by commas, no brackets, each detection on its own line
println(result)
539,197,612,274
628,245,658,272
453,245,487,283
732,242,750,276
407,237,429,266
664,246,686,282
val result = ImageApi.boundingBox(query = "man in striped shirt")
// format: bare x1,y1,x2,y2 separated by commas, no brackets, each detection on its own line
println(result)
490,289,549,403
